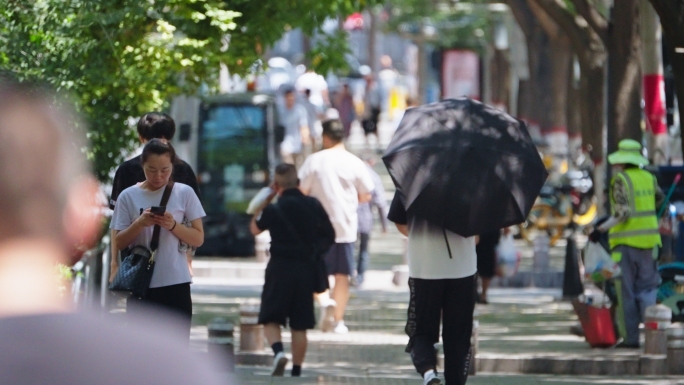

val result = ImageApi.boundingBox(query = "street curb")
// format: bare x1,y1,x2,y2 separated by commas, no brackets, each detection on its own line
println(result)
236,351,273,366
476,353,668,375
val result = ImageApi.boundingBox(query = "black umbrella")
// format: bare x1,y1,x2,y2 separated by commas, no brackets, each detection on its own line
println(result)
383,97,548,237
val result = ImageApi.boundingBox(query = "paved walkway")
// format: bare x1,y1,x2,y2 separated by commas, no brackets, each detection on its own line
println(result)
187,118,683,383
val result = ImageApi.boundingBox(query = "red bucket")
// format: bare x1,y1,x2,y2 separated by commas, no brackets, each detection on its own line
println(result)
582,306,616,348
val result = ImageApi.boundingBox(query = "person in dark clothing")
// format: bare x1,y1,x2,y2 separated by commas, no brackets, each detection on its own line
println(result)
109,112,200,282
475,229,501,304
109,112,200,209
388,192,477,385
250,164,335,377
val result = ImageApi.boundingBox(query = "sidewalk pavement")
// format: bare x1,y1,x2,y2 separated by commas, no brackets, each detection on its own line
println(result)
191,265,676,378
186,118,682,383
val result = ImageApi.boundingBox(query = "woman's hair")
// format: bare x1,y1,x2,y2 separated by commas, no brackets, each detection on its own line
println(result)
142,138,176,164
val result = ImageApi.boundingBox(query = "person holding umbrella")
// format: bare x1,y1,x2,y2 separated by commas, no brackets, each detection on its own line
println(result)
589,139,664,348
383,98,547,385
388,193,477,385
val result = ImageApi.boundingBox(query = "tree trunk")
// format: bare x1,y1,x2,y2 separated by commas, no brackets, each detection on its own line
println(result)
647,0,684,159
490,48,511,111
567,58,582,160
606,0,643,154
641,0,668,164
368,9,377,72
547,35,571,152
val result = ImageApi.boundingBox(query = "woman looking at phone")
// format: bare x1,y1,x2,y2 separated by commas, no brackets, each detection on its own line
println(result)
110,139,205,339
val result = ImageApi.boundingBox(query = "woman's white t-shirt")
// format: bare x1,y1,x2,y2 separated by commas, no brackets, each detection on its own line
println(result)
110,183,206,288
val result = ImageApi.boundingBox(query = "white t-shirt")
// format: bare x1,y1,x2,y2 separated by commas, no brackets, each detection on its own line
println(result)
299,149,374,243
110,183,206,288
295,72,328,109
388,193,477,279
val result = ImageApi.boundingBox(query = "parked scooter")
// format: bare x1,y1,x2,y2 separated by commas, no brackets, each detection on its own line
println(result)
519,168,597,246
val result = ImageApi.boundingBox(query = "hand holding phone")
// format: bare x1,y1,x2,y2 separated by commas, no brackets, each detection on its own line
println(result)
150,206,166,216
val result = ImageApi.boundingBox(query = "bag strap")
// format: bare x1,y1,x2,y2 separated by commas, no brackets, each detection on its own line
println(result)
150,181,175,252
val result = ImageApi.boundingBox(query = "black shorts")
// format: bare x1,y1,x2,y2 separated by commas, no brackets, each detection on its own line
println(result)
362,108,381,134
324,242,355,276
258,258,316,330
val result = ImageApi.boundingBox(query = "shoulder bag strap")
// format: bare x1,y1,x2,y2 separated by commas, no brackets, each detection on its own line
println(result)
150,181,175,252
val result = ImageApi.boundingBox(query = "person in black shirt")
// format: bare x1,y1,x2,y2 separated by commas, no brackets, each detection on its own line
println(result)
109,112,201,282
109,113,200,209
250,164,335,377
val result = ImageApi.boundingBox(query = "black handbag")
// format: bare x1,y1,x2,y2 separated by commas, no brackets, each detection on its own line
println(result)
272,205,330,294
109,182,174,298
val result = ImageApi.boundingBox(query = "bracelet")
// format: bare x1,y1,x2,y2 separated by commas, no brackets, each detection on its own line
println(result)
169,220,177,232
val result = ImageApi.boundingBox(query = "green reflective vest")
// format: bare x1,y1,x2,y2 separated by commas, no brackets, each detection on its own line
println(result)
608,168,661,250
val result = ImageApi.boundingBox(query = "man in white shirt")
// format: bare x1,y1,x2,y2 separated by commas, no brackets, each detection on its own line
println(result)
388,192,477,385
279,89,310,165
298,118,374,333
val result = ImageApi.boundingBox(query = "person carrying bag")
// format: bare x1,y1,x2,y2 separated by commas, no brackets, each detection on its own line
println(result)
109,139,205,341
249,164,335,377
109,182,174,298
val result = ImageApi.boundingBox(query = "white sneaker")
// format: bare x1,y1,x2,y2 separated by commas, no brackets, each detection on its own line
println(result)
423,370,441,385
333,321,349,334
319,299,337,333
271,352,288,376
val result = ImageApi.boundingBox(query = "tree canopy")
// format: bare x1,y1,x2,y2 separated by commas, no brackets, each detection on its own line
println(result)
0,0,376,181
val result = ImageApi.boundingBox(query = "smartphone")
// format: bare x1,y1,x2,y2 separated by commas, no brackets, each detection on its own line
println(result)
150,206,166,216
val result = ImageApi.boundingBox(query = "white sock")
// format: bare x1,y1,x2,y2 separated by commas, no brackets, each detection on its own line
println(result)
423,369,435,379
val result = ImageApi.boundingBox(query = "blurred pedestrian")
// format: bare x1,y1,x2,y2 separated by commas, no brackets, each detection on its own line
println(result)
110,112,200,281
279,88,310,165
589,139,663,348
111,139,206,341
250,164,335,377
0,80,224,384
295,68,329,111
475,229,502,304
354,156,388,286
301,89,322,152
388,191,477,385
299,119,374,333
333,83,356,139
362,76,382,149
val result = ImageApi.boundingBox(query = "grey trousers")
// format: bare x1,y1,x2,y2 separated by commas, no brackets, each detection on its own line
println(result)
613,245,660,345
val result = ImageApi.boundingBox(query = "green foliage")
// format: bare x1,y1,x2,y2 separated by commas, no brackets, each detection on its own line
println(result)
0,0,238,181
386,0,497,50
0,0,376,182
306,30,352,75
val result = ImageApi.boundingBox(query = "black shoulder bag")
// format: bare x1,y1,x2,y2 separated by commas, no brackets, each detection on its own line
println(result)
109,182,175,298
272,204,329,294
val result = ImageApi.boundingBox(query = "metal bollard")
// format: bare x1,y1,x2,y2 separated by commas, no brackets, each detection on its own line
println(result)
667,324,684,374
468,309,479,375
208,317,235,372
239,302,264,352
644,304,672,355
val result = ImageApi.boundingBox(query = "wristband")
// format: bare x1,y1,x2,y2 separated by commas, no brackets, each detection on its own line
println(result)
170,220,177,232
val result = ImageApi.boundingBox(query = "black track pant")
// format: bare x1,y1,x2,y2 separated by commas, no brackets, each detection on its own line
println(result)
405,276,475,385
127,283,193,341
